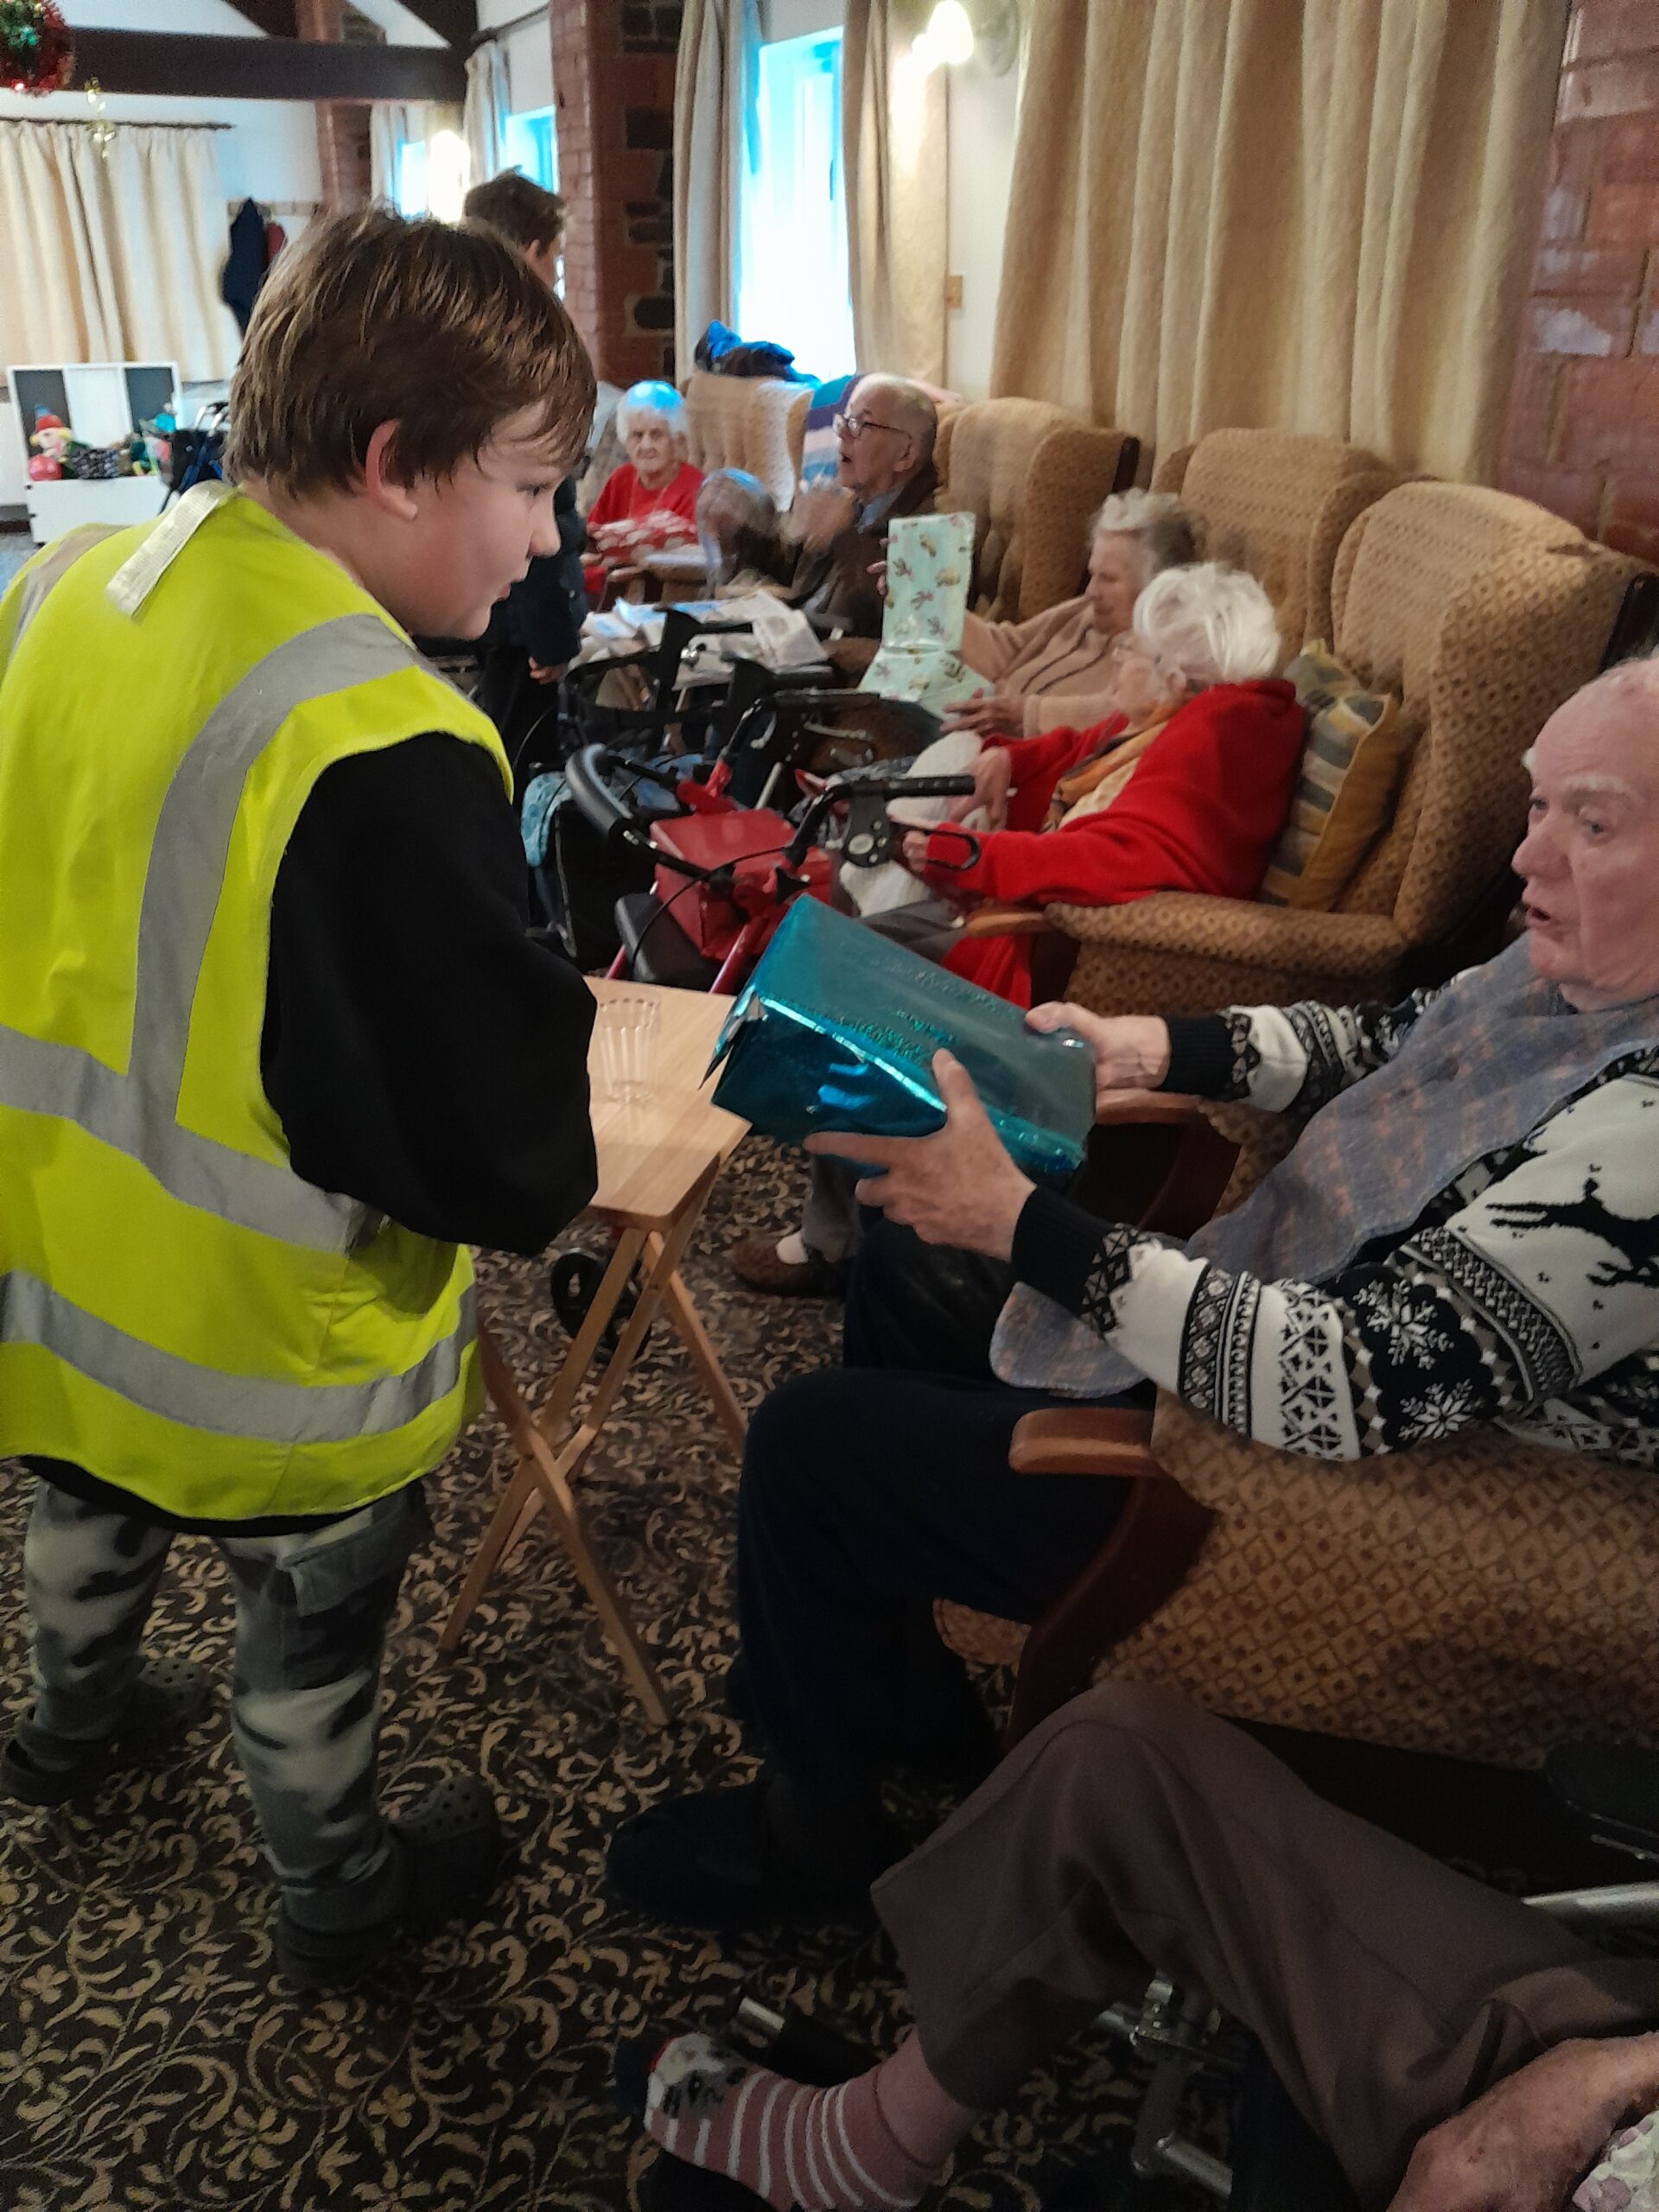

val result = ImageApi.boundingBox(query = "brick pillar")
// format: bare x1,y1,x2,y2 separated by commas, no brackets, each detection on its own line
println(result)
550,1,683,386
298,0,372,213
1497,1,1659,560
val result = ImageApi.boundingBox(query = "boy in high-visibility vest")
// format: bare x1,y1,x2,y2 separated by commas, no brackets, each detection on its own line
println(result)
0,209,600,1987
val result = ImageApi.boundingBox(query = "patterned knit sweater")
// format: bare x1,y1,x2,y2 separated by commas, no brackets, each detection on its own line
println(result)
997,988,1659,1466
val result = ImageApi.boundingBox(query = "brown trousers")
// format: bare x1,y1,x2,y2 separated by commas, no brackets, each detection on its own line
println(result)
874,1682,1659,2209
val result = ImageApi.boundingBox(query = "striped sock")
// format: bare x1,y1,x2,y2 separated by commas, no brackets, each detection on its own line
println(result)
644,2031,972,2211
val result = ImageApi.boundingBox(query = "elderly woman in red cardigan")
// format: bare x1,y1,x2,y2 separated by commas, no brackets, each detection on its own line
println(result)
731,561,1306,1294
903,562,1300,1003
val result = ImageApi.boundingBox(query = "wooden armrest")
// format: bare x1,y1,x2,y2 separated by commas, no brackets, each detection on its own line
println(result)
959,902,1054,939
1009,1404,1159,1478
1091,1088,1207,1128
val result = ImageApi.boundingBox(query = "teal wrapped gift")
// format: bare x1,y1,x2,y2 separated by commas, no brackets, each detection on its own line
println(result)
709,899,1095,1180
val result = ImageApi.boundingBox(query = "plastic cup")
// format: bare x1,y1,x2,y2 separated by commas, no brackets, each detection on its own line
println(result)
594,994,660,1102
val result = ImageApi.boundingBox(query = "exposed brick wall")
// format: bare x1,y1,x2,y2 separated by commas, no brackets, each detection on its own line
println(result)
1497,0,1659,561
550,1,683,388
298,0,372,213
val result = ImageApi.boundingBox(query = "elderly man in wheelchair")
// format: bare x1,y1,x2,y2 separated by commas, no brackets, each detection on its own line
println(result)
609,653,1659,2209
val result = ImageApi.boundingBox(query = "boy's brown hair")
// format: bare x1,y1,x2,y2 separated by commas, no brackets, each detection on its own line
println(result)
462,168,567,254
226,206,594,495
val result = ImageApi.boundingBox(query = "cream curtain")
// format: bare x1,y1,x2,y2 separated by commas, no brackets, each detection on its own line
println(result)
842,0,947,385
464,41,512,196
369,104,408,205
989,0,1569,483
0,121,238,380
673,0,760,375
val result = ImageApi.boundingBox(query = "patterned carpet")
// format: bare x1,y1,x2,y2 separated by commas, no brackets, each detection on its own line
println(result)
0,1139,1185,2212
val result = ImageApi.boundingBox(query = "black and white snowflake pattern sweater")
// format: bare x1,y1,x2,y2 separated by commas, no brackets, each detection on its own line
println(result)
1001,989,1659,1466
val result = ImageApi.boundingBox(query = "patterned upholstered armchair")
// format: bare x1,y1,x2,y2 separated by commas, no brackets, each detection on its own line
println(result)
682,370,810,513
1048,481,1643,1020
1152,428,1398,652
942,1098,1659,1768
932,397,1139,623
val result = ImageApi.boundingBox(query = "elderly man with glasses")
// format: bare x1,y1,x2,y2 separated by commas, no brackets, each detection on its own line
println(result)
753,374,940,667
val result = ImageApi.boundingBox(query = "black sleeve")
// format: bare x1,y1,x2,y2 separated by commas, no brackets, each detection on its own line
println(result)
1160,1015,1240,1098
509,552,585,666
262,734,597,1255
1010,1183,1108,1313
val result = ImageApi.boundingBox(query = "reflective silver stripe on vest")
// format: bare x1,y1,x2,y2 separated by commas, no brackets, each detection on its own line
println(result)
0,1024,365,1251
133,614,412,1111
0,1270,476,1445
11,526,124,650
0,612,418,1254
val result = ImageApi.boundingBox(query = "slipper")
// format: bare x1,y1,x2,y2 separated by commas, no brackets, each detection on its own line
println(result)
272,1769,510,1990
0,1653,213,1808
606,1777,899,1931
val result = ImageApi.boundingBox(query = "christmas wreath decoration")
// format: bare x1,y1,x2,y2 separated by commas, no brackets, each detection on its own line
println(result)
2,1,73,96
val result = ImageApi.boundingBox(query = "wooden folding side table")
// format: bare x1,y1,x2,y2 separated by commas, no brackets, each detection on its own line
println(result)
439,982,748,1726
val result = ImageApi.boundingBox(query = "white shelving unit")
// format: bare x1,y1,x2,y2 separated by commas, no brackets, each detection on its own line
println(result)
7,361,181,543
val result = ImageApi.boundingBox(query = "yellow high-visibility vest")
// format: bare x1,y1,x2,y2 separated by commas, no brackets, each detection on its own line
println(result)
0,487,512,1520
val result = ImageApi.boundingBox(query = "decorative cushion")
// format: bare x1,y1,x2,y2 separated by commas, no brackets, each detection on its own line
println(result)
1258,643,1412,910
800,373,861,485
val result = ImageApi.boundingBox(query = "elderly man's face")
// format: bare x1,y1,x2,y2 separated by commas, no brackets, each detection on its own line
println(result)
1515,675,1659,1009
834,386,918,501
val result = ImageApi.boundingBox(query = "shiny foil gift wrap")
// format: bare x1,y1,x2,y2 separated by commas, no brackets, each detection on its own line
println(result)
709,899,1095,1181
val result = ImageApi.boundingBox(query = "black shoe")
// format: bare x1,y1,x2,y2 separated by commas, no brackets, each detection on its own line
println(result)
721,1654,996,1787
272,1770,509,1989
607,1777,901,1931
0,1655,213,1808
641,2158,768,2212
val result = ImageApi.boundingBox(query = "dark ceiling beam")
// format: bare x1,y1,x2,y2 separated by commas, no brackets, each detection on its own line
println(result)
387,0,477,48
220,0,301,34
72,29,466,101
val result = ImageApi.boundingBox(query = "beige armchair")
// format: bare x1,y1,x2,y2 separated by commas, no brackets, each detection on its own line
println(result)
933,397,1139,623
682,369,810,513
1051,481,1643,1020
942,1099,1659,1768
1152,428,1398,652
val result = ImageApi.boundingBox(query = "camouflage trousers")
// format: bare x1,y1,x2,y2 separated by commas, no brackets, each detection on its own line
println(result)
16,1473,429,1932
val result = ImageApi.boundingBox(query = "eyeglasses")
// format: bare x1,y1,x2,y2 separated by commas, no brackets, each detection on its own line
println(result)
833,412,906,441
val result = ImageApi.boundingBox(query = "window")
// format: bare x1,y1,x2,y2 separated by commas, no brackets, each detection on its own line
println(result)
504,106,559,194
393,130,469,222
394,140,428,220
736,29,855,381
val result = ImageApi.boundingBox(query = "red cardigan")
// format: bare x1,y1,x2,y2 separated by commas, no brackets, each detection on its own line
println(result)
587,460,703,537
917,678,1305,1005
583,461,704,594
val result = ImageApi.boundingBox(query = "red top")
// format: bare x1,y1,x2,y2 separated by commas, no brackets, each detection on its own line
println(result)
587,460,703,537
916,678,1306,1006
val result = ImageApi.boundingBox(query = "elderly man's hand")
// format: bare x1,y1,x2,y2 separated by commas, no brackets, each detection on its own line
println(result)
1386,2036,1659,2212
1026,1002,1172,1110
790,483,857,550
804,1052,1033,1258
945,693,1025,740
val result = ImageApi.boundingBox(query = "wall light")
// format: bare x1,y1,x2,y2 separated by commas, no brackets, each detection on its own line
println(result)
427,129,470,223
918,1,976,69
